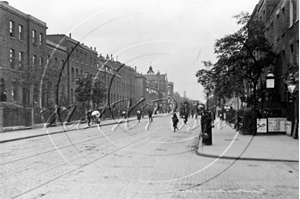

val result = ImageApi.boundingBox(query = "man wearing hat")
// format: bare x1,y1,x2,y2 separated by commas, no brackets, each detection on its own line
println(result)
198,103,212,145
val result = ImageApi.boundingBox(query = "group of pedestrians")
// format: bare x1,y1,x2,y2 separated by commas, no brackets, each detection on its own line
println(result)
85,103,213,145
119,108,152,123
171,103,213,145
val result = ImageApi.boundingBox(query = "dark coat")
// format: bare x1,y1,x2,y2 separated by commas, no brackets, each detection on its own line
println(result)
137,111,141,120
172,114,179,123
201,111,212,145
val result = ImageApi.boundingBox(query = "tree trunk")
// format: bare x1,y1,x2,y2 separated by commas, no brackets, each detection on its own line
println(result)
253,82,257,135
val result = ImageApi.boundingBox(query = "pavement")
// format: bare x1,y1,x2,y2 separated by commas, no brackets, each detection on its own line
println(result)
0,117,136,143
197,120,299,162
1,116,299,163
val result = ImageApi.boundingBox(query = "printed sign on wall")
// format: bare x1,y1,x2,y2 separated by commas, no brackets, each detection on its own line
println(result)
268,118,286,132
257,118,267,133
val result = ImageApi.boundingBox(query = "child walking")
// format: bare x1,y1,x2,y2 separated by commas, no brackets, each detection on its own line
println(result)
172,113,179,132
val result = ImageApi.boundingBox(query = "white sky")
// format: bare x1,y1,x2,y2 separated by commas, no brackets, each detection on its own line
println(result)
8,0,258,102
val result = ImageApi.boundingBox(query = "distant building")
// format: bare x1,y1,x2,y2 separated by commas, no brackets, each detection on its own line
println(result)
143,65,168,111
46,34,98,104
135,73,147,101
144,65,168,99
167,82,174,97
97,55,129,108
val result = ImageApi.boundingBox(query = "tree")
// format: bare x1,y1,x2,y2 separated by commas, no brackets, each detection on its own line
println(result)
196,12,276,134
9,55,65,108
196,12,275,103
74,72,107,109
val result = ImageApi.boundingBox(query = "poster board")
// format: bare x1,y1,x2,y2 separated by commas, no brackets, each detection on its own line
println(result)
286,121,292,136
257,118,267,133
279,119,287,132
268,118,286,132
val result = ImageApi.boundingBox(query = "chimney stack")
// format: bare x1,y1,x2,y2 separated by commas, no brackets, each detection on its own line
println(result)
69,33,71,38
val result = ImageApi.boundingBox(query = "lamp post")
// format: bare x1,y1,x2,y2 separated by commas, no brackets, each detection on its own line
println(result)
266,66,298,138
285,74,297,139
204,88,209,111
266,69,275,89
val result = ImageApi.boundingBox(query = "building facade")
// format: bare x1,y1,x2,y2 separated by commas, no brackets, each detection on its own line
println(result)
251,0,299,135
46,34,99,105
0,1,48,106
143,65,169,111
0,1,182,117
98,55,138,109
167,82,174,97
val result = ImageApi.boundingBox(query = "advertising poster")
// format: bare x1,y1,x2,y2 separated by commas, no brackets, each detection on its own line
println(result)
268,118,286,132
279,118,286,132
286,121,292,136
257,118,267,133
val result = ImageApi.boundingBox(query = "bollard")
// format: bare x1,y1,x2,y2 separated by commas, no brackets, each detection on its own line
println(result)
0,107,3,133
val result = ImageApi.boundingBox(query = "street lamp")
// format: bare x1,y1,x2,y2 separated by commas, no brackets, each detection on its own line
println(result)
285,73,297,139
285,73,297,94
266,65,298,138
266,68,275,89
204,88,210,111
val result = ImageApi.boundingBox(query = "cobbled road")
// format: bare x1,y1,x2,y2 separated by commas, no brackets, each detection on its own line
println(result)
0,115,298,199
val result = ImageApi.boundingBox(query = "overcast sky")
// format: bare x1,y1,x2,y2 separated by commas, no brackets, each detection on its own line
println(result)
9,0,258,102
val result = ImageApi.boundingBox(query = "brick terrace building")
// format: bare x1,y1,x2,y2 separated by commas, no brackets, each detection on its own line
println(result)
0,1,181,116
0,1,49,106
46,34,98,105
44,39,68,107
251,0,299,134
97,55,124,108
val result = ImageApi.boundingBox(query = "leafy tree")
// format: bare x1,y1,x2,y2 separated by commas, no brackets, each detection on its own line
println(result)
196,11,276,105
74,72,107,109
196,12,276,134
9,55,66,108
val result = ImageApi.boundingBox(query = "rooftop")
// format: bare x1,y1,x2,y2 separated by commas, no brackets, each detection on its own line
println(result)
0,1,47,28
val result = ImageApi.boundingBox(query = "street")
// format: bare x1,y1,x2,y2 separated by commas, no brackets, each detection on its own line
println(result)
0,115,298,199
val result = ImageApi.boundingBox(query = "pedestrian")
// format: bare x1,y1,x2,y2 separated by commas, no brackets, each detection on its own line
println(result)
210,109,215,128
219,112,223,121
191,109,195,119
91,109,100,124
148,108,153,122
172,113,179,132
198,104,212,145
87,109,93,126
122,110,126,119
183,110,189,124
137,110,141,123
